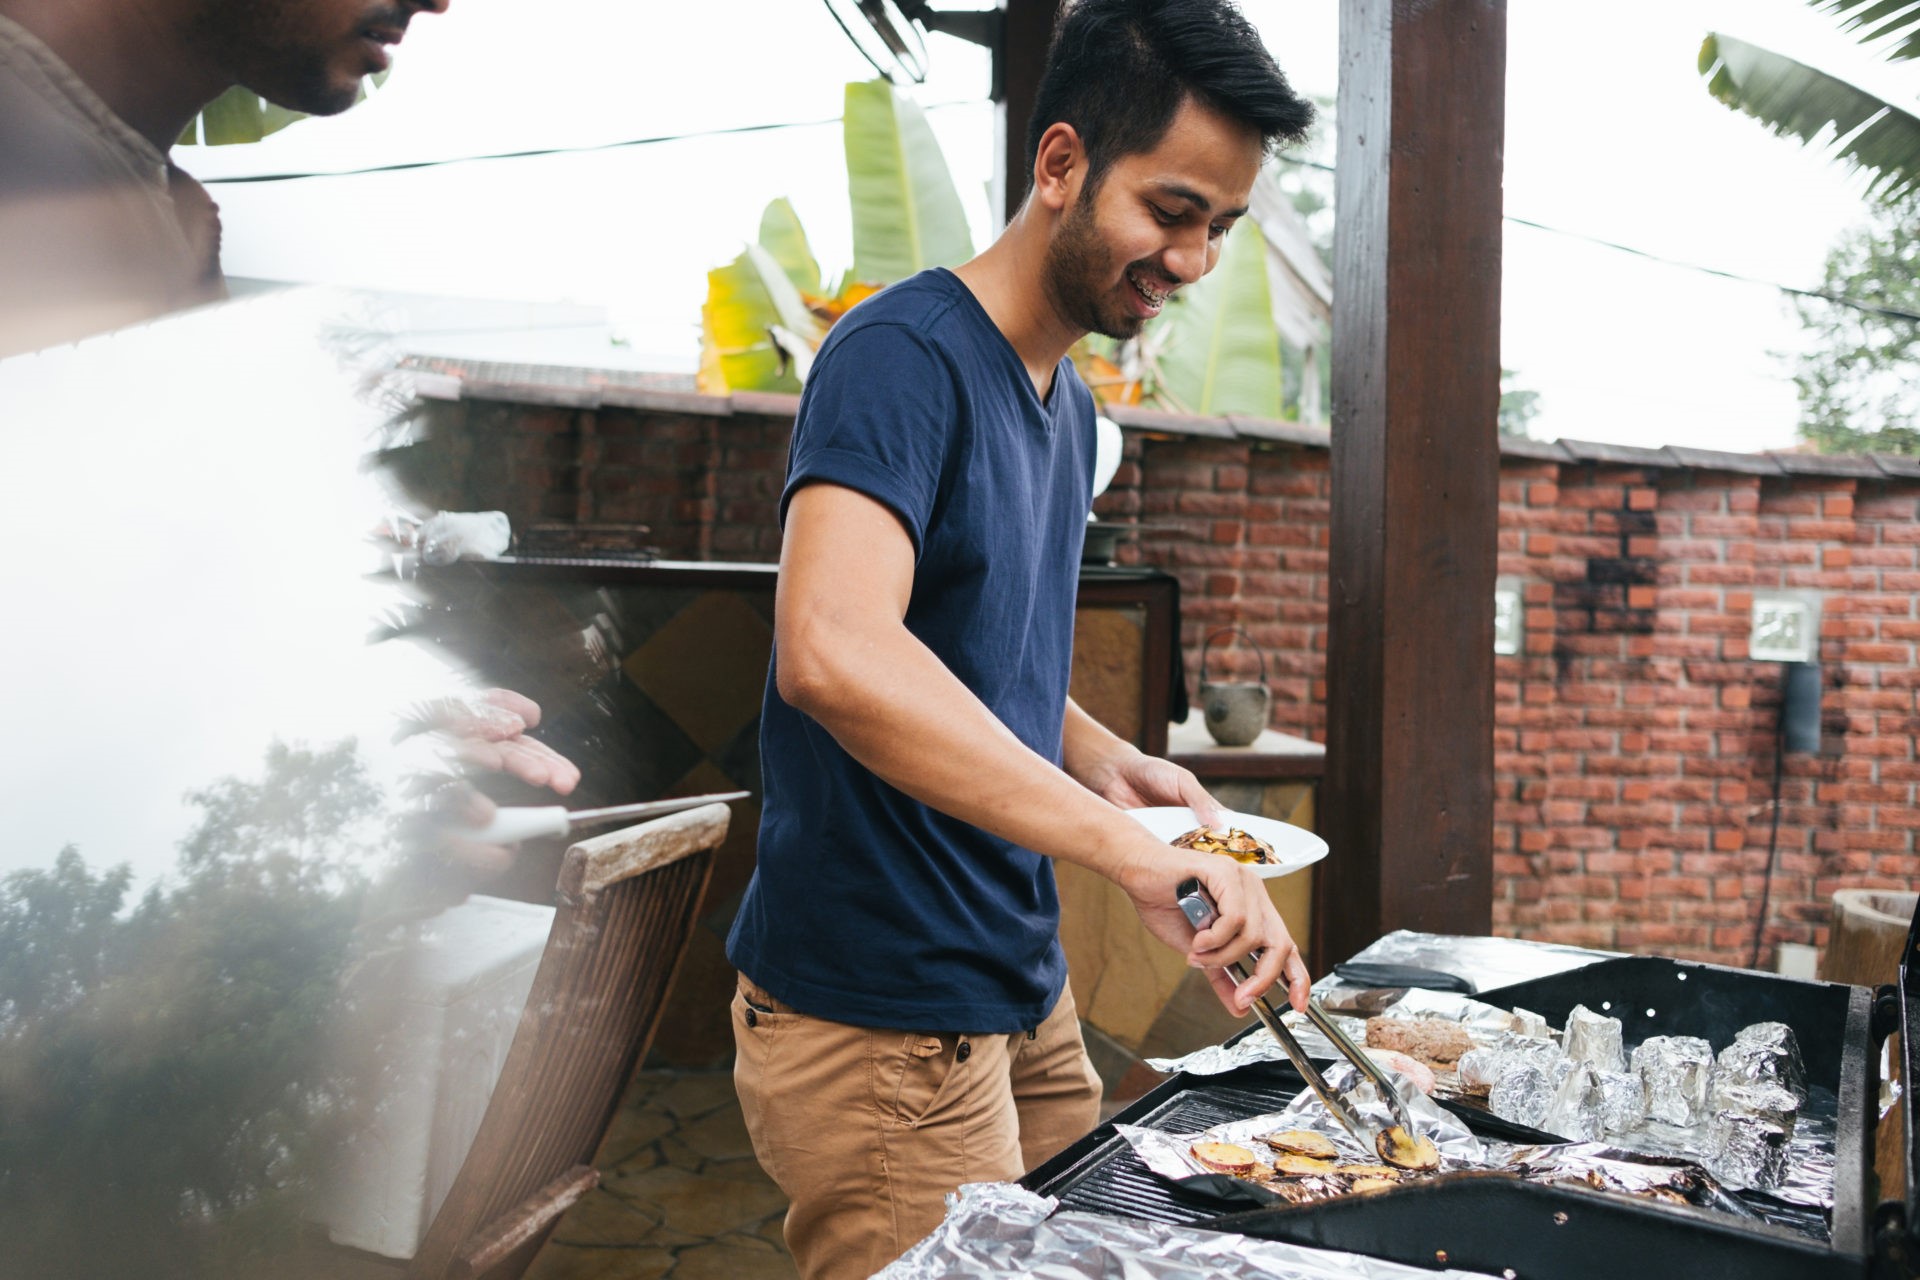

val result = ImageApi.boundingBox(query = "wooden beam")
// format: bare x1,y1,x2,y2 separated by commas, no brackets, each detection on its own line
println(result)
1319,0,1506,967
1000,0,1061,225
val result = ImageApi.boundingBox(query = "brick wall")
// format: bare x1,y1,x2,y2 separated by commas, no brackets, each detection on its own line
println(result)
420,381,1919,971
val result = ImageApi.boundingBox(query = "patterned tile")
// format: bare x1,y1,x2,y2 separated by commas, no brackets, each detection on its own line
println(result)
624,592,774,755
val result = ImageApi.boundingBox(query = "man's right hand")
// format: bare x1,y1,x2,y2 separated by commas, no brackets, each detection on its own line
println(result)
1113,840,1311,1017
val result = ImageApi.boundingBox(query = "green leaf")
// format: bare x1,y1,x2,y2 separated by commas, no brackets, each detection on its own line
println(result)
1817,0,1920,62
1701,33,1920,200
1145,219,1284,419
844,79,975,284
177,73,385,147
758,198,822,296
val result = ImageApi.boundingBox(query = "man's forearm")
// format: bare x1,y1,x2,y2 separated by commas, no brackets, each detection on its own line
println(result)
1060,696,1142,792
783,614,1162,880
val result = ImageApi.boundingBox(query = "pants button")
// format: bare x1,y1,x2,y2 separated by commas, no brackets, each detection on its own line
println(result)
956,1039,971,1063
745,1007,757,1028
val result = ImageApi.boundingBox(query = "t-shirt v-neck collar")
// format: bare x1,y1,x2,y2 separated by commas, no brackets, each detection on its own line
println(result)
935,267,1068,420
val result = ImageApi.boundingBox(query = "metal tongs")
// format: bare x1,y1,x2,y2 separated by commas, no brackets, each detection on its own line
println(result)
1176,878,1415,1147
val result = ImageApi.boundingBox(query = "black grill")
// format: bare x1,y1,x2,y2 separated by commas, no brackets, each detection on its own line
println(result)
1024,929,1920,1280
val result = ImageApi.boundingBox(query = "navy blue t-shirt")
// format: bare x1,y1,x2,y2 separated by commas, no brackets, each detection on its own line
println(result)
725,267,1096,1033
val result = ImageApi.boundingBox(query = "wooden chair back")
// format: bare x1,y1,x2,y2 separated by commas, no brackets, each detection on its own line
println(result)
402,802,727,1280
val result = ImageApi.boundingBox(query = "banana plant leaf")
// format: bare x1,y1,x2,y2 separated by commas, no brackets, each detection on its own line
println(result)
1819,0,1920,63
844,79,974,284
175,75,383,146
1144,218,1283,419
698,243,825,394
758,198,822,296
1701,32,1920,199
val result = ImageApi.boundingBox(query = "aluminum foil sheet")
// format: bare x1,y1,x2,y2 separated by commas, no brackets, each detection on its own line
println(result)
875,1181,1508,1280
1633,1035,1714,1126
1498,1142,1749,1217
1591,1085,1838,1213
1121,1064,1487,1185
1562,1004,1625,1074
1718,1022,1808,1101
1145,992,1527,1079
1312,930,1612,1009
1142,1008,1353,1077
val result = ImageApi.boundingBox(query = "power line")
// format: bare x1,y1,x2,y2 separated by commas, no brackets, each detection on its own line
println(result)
195,101,980,185
199,115,1919,327
1276,154,1920,326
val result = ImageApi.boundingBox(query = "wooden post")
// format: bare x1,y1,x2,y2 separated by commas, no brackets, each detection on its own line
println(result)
1000,0,1061,225
1318,0,1506,968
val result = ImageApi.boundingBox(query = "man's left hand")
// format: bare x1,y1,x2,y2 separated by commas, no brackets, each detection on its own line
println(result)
1084,750,1226,827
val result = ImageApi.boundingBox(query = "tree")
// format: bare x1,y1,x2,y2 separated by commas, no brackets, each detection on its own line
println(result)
0,740,381,1279
1792,197,1920,454
1700,3,1920,201
1499,369,1543,439
1701,3,1920,454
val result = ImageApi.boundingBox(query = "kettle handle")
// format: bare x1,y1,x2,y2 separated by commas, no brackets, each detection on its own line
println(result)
1199,627,1268,687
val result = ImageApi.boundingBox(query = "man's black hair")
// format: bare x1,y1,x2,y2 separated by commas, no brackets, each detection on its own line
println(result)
1025,0,1313,196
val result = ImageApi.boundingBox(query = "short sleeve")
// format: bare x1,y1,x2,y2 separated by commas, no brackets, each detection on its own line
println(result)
779,322,955,555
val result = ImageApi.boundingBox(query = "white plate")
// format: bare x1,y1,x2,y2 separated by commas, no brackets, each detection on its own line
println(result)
1125,807,1328,878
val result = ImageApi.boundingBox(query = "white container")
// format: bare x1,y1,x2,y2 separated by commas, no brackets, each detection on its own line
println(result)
313,895,556,1259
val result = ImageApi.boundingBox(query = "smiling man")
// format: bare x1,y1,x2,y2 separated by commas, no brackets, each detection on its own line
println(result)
724,3,1314,1277
0,0,448,357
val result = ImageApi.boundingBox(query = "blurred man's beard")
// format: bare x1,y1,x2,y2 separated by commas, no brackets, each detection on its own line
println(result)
1041,187,1142,342
189,0,363,117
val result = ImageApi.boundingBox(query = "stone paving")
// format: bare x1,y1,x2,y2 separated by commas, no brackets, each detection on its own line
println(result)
525,1069,798,1280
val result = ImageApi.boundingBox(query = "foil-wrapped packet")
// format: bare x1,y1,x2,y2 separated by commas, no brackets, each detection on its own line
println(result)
1711,1080,1801,1135
1598,1069,1646,1134
1634,1035,1714,1126
1718,1022,1807,1101
1490,1061,1557,1129
1706,1107,1792,1191
1562,1004,1626,1074
1459,1033,1571,1095
1542,1062,1607,1141
1456,1046,1506,1091
1510,1006,1553,1038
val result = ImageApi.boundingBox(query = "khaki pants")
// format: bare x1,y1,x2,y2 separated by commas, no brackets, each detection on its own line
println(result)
731,972,1102,1280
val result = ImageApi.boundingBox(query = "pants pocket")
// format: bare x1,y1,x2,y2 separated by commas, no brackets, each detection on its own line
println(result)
883,1033,968,1129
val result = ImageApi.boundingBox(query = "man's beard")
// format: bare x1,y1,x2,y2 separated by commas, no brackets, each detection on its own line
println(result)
1041,189,1143,342
190,0,366,116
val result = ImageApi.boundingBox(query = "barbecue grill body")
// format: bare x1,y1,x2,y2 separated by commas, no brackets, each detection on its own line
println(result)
1023,949,1913,1280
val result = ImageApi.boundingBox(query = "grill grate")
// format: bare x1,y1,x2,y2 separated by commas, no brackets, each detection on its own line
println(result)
1050,1082,1300,1225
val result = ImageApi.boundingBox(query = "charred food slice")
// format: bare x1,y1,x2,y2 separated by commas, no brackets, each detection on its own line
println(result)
1190,1141,1259,1175
1375,1125,1441,1172
1171,825,1276,864
1262,1129,1340,1161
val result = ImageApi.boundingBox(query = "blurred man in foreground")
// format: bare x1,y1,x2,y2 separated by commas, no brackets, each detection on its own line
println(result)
0,0,449,357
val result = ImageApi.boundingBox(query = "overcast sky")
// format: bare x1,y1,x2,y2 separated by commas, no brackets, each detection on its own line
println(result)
178,0,1920,453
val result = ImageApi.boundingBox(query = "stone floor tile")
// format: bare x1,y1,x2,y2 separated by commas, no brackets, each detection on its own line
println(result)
524,1242,677,1280
644,1070,741,1123
595,1103,677,1167
675,1101,758,1164
671,1239,800,1280
613,1165,790,1240
545,1187,661,1248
